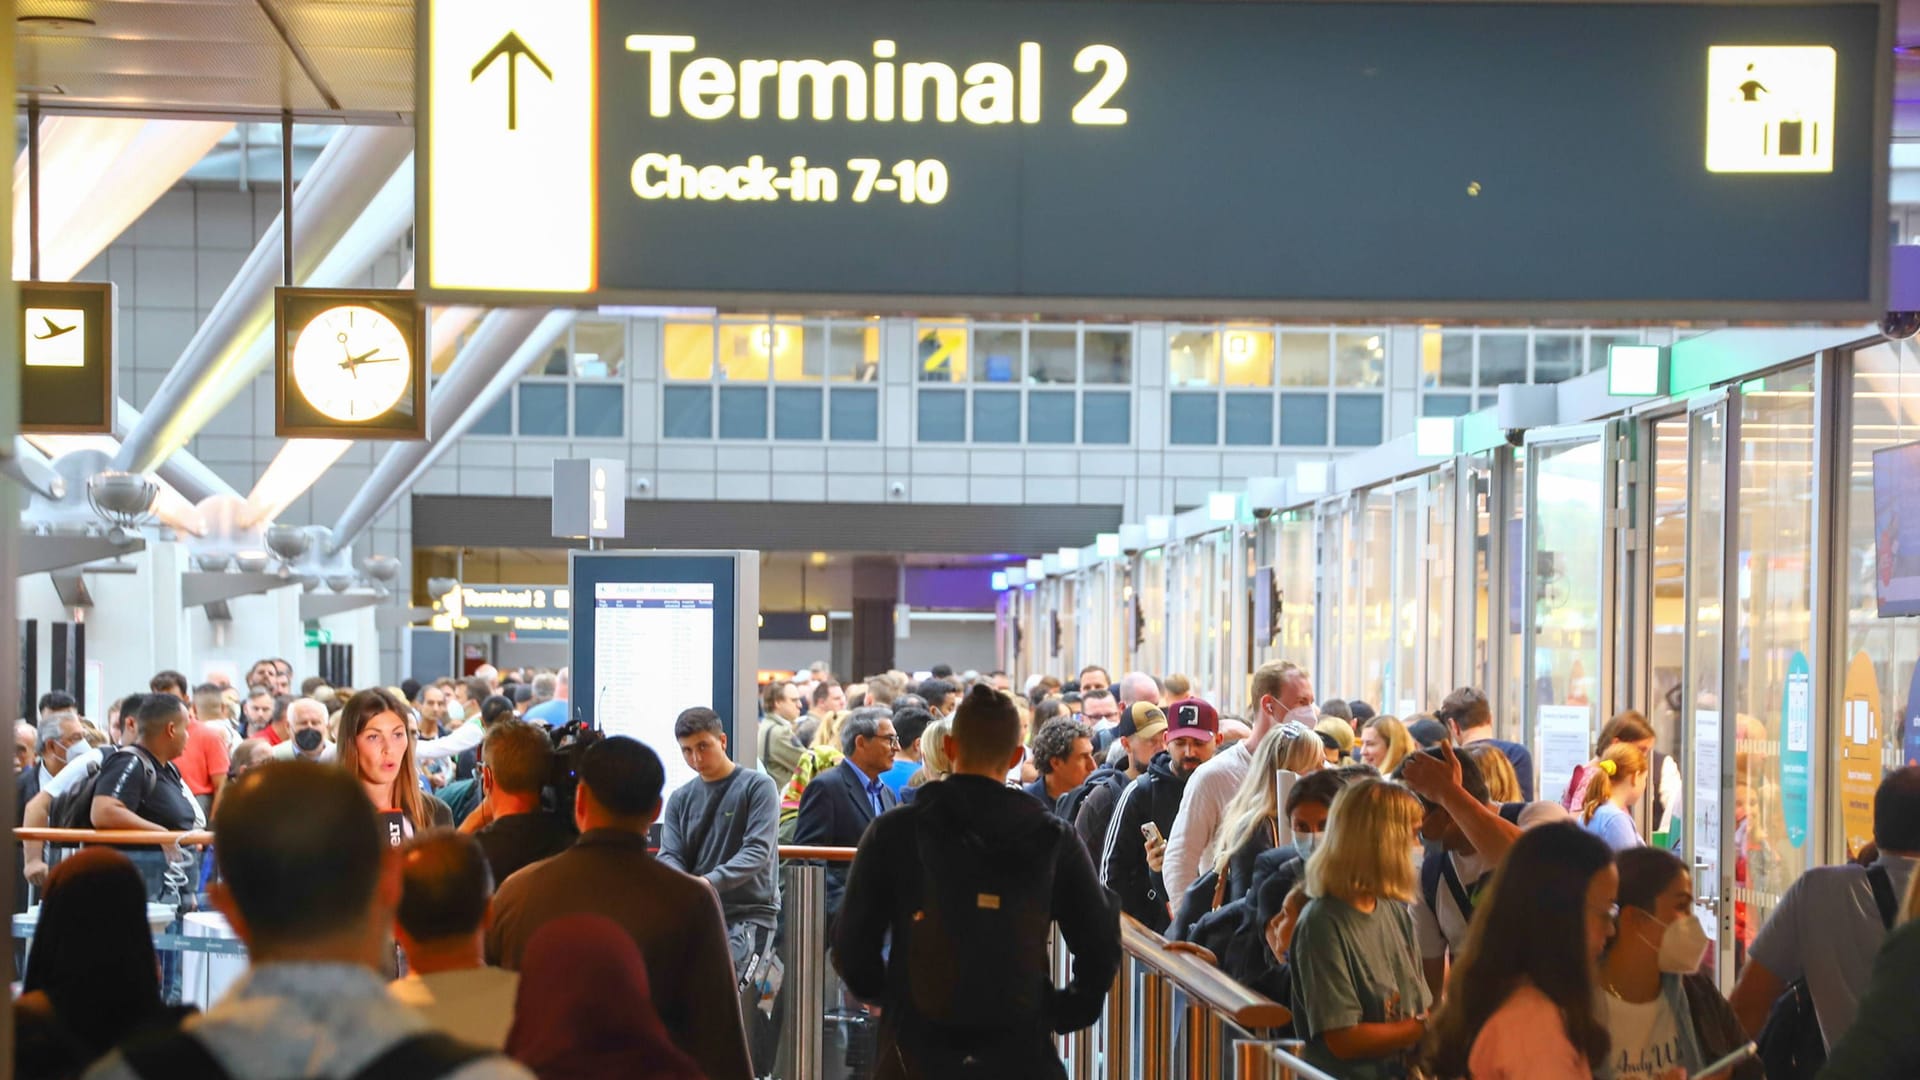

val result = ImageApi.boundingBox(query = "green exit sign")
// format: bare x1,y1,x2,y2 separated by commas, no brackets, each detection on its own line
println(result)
304,628,333,647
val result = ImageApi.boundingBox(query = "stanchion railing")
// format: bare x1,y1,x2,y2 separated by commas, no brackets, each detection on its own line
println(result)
16,835,1335,1079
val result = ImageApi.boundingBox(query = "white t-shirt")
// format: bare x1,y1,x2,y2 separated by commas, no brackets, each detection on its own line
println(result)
388,967,521,1050
1603,991,1684,1078
1415,801,1569,959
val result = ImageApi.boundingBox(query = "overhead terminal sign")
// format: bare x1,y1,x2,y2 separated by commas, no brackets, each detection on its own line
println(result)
419,0,1889,318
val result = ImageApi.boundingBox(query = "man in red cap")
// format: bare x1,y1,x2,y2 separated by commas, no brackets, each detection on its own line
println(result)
1098,697,1219,933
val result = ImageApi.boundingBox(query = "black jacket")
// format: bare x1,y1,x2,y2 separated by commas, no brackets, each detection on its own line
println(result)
1098,752,1187,933
794,759,896,919
1065,765,1133,855
832,774,1121,1079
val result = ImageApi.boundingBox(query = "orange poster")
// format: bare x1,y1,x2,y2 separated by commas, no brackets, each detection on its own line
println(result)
1840,650,1882,859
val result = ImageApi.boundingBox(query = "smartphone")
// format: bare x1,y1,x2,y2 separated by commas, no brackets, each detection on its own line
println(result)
1691,1041,1756,1080
1140,822,1163,845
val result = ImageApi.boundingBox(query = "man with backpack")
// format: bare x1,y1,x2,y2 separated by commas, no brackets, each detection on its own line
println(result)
1393,743,1552,998
1101,698,1220,933
832,684,1119,1077
1729,766,1920,1071
85,694,205,907
87,761,531,1080
1064,701,1167,854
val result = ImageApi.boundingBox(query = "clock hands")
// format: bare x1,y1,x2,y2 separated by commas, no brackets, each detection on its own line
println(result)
337,347,402,377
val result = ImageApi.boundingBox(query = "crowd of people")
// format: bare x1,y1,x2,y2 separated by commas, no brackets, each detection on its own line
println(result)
12,656,1920,1079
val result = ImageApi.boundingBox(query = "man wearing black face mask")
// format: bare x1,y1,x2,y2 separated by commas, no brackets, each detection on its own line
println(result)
270,699,335,763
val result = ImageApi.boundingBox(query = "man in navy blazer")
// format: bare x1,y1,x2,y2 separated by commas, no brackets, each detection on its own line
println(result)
794,706,899,920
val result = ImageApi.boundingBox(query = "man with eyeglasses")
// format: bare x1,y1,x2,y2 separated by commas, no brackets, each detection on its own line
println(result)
794,707,897,919
758,681,807,793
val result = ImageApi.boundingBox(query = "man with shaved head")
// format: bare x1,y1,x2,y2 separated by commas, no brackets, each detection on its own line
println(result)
390,831,520,1049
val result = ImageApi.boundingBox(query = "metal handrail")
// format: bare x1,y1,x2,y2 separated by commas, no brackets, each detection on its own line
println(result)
16,828,213,846
1119,914,1292,1030
775,845,857,862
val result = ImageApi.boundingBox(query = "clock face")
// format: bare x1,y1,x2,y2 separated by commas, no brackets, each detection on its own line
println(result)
289,305,414,422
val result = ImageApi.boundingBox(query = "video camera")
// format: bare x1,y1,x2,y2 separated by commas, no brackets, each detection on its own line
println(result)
544,718,603,817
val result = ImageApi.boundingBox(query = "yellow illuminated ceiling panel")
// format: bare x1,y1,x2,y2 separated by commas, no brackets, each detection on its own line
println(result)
426,0,596,292
1705,45,1835,174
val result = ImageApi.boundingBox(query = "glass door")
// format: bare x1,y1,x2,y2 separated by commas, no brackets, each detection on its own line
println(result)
1525,428,1611,805
1424,465,1458,711
1683,393,1732,979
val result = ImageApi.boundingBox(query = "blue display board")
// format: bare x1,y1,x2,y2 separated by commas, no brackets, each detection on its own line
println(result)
568,551,759,797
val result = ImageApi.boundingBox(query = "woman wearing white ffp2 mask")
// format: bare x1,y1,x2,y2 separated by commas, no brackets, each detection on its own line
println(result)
1600,847,1759,1080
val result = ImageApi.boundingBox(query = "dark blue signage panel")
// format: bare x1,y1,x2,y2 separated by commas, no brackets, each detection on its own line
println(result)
422,0,1890,318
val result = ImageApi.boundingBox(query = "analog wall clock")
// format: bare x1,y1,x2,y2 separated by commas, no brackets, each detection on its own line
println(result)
275,288,427,439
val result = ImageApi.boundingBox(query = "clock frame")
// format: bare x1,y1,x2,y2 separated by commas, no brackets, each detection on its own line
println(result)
274,287,428,439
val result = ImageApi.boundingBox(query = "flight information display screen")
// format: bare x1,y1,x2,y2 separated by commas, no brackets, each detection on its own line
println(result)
591,581,715,795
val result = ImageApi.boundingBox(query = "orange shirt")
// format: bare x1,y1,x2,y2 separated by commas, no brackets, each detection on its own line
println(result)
176,719,232,796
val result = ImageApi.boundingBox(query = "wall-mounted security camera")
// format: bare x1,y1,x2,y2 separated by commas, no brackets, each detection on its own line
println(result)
889,481,907,497
632,476,652,494
1880,312,1920,340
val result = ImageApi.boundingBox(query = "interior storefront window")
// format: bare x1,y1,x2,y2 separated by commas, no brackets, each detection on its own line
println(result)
915,323,968,382
1480,334,1529,385
1423,330,1474,388
717,321,774,380
973,327,1023,384
1085,330,1133,384
1335,331,1386,388
1221,327,1276,387
1281,333,1331,387
663,323,715,380
1168,329,1219,387
1030,329,1078,384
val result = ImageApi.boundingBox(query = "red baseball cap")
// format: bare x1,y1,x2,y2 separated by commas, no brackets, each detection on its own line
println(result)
1165,698,1219,742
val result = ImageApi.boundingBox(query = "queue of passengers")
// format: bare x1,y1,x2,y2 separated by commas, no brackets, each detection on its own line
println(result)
16,657,1920,1080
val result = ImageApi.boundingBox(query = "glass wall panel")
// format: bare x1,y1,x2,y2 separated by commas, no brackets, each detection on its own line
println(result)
662,385,712,438
573,384,624,438
1027,392,1076,443
827,323,880,381
572,320,627,378
1465,453,1495,704
717,386,768,438
718,322,773,381
1423,330,1474,387
1685,403,1728,965
1277,511,1317,667
1359,489,1395,709
1647,416,1691,797
1333,394,1384,447
1392,485,1421,714
1502,452,1527,743
1730,366,1816,972
1169,394,1220,445
773,387,823,440
917,389,965,441
1480,334,1528,385
517,383,568,436
1534,334,1583,383
972,391,1022,442
1426,469,1457,710
1837,341,1920,863
1530,438,1605,785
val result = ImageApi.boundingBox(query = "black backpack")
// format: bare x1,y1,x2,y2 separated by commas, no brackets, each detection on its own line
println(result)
122,1029,491,1080
906,813,1060,1029
1756,864,1898,1080
1057,768,1129,832
49,748,155,830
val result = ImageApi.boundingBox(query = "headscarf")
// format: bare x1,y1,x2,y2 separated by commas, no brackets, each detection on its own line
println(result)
505,914,703,1080
22,848,167,1056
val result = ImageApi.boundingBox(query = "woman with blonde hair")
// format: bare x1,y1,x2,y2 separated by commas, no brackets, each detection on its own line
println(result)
1209,720,1328,903
1291,778,1431,1077
1461,742,1523,804
1580,743,1648,852
778,710,850,840
1360,716,1415,775
335,687,451,839
901,717,952,803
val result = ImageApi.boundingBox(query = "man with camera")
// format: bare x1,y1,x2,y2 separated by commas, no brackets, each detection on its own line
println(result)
462,721,577,887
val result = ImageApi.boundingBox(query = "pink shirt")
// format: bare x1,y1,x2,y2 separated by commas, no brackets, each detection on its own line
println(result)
1468,982,1591,1080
